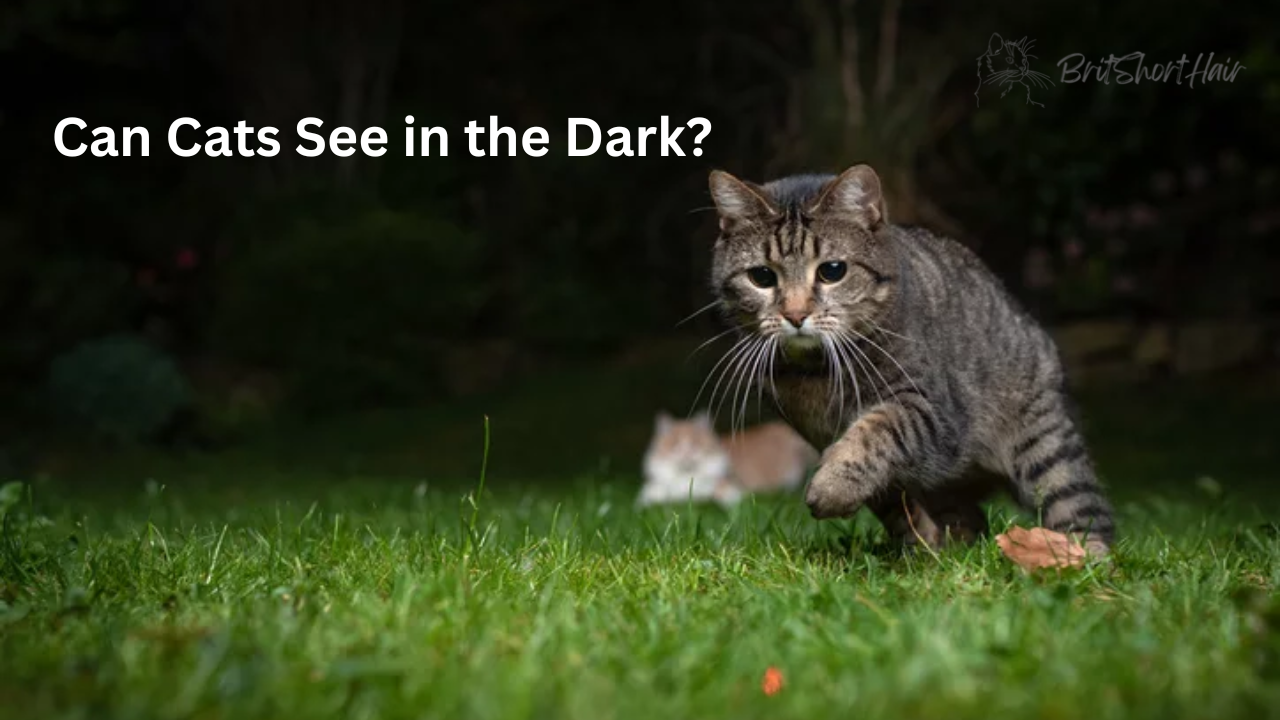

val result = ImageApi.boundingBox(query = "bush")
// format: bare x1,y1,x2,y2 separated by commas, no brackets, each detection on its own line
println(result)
211,208,490,412
0,246,135,381
46,335,191,443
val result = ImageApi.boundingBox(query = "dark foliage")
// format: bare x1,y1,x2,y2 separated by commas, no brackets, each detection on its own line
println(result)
2,0,1277,424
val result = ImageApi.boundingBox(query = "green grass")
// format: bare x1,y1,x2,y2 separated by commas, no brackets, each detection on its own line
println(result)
3,357,1280,720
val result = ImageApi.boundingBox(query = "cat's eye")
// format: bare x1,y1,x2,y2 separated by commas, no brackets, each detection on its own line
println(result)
746,266,778,288
816,261,848,284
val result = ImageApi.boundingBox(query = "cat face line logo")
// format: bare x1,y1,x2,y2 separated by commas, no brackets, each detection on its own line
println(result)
975,33,1055,107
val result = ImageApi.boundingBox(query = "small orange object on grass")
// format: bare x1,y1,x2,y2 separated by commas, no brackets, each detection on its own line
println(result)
761,666,784,696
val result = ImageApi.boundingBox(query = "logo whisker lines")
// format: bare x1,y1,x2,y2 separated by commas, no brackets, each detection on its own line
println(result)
976,33,1055,108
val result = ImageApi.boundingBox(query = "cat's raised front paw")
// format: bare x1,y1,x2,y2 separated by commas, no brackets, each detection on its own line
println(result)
804,464,864,519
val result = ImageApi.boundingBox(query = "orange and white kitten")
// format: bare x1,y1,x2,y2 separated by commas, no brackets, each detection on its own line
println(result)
638,411,818,508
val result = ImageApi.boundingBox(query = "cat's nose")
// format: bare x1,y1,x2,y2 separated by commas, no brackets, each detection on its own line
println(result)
782,310,809,328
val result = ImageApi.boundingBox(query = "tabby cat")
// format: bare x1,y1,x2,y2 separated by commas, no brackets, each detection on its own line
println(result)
703,164,1114,553
638,411,817,508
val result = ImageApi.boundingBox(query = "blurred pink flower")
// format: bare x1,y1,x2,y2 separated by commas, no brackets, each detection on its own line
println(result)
1023,246,1054,290
1126,203,1159,229
176,247,199,269
1084,208,1124,233
1184,165,1208,191
1150,171,1176,197
1247,211,1280,236
1218,150,1244,177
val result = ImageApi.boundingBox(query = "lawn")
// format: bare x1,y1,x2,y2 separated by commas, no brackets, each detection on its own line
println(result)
2,352,1279,720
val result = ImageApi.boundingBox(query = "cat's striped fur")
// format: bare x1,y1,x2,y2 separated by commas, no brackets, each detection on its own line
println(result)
705,165,1114,553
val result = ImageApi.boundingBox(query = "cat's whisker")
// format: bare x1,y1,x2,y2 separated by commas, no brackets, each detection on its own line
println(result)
830,333,869,417
769,337,779,396
733,337,771,435
985,70,1017,85
751,338,775,427
825,333,858,429
837,329,897,406
738,338,771,435
687,322,754,360
838,333,884,412
820,335,842,424
839,337,863,420
845,327,939,423
766,337,781,412
864,318,917,345
742,333,768,427
676,300,722,328
819,335,836,413
709,337,762,432
741,337,771,433
691,334,755,414
844,335,885,412
726,338,760,436
708,336,759,421
835,337,855,428
1025,71,1053,88
833,337,849,428
755,337,776,422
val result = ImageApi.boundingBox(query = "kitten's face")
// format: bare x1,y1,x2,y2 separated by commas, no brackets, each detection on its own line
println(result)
646,413,725,475
1002,44,1030,76
639,412,730,505
985,33,1032,79
707,165,895,356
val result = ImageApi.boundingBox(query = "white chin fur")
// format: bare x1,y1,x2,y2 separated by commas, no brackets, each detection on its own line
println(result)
638,455,731,506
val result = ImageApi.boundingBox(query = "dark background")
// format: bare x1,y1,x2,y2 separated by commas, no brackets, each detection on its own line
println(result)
2,0,1278,485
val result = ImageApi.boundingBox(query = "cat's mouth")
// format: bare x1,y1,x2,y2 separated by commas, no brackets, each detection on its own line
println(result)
775,315,828,353
780,332,823,354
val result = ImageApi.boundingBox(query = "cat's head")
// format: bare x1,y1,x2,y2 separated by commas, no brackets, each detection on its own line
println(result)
706,164,894,357
987,33,1031,76
643,410,728,480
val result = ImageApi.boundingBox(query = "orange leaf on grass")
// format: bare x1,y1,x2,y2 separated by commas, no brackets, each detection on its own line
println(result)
761,666,784,696
995,525,1089,570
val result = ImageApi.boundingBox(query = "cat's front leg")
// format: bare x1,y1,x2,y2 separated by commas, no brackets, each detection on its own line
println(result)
805,399,946,519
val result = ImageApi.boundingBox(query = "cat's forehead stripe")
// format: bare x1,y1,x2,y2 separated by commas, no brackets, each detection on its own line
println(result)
782,214,796,257
761,210,821,262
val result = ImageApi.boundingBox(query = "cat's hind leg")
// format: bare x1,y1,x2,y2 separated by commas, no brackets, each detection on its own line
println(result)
913,478,994,547
865,482,990,550
1004,393,1114,554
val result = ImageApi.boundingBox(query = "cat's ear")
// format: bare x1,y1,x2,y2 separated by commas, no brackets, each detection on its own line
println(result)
808,164,887,229
987,33,1004,56
692,409,712,428
655,411,674,433
709,170,779,230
